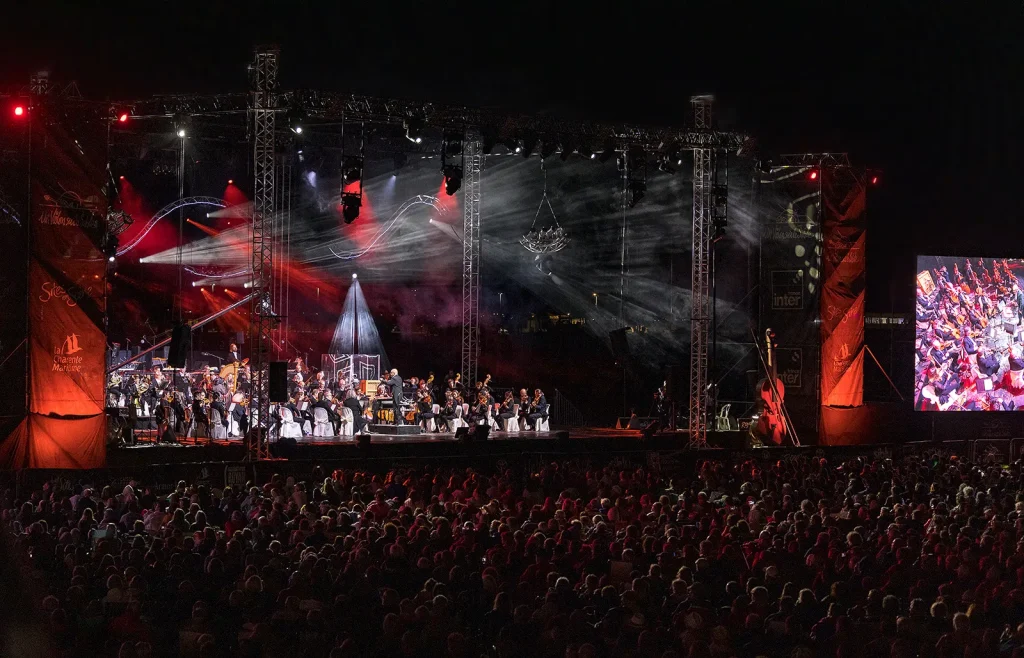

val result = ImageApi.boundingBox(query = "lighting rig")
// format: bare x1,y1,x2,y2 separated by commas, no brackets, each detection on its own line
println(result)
340,119,365,224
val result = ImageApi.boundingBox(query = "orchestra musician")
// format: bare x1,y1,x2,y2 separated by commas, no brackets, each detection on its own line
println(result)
526,388,548,430
386,369,405,425
467,391,489,425
229,343,241,363
518,388,530,425
343,389,367,435
414,387,436,430
210,392,229,431
438,391,458,432
497,390,515,426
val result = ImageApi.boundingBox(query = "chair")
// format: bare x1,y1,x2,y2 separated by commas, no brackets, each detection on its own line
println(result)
209,409,227,439
450,405,467,431
279,407,303,439
312,407,333,438
489,404,501,430
226,404,240,437
535,404,550,432
715,403,732,431
504,404,520,433
339,407,354,436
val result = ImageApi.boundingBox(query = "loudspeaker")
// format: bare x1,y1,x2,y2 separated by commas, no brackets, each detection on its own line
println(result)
609,328,630,360
455,426,472,442
272,436,298,458
168,324,191,368
474,425,491,441
269,361,289,402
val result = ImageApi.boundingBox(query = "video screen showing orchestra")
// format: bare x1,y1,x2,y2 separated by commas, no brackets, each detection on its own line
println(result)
915,255,1024,411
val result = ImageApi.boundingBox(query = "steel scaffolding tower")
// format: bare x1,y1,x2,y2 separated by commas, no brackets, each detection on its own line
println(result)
688,95,715,448
461,127,482,386
247,47,278,462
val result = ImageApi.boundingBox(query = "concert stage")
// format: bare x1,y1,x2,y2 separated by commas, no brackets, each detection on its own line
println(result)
106,427,754,469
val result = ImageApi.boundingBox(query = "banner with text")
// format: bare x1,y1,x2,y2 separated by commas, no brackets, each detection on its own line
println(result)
820,167,866,409
0,103,107,469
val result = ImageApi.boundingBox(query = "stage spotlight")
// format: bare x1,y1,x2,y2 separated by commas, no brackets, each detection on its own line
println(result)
227,179,234,185
444,132,463,156
521,133,538,158
808,170,818,180
871,175,879,185
177,128,186,138
342,194,361,224
13,106,24,117
405,116,425,144
352,273,358,279
118,112,128,123
108,256,115,263
443,165,463,196
343,157,363,185
191,281,197,287
119,175,125,181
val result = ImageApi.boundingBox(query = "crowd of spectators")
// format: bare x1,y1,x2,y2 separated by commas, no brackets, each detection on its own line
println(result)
4,452,1024,658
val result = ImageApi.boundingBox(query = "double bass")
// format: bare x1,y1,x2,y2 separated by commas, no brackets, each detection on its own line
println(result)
752,328,789,446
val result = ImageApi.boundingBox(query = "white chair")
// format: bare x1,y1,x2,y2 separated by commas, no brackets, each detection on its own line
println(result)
226,404,240,437
312,407,333,438
419,404,437,433
339,407,354,436
450,405,467,431
279,407,303,439
489,404,501,430
715,403,732,431
209,409,227,439
535,405,550,432
504,404,520,433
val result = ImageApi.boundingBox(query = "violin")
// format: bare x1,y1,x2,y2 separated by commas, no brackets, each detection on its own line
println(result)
751,328,788,446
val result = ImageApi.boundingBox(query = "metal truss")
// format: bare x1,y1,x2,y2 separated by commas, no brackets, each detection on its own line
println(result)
461,127,482,387
112,89,750,152
247,47,278,462
688,95,716,448
778,153,851,168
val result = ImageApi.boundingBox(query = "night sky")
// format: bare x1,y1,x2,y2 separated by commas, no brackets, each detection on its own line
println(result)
3,1,1022,313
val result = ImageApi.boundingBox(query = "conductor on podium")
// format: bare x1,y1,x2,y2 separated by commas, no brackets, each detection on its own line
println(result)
387,368,404,425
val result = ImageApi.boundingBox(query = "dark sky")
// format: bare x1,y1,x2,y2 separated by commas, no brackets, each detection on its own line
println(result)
3,1,1023,310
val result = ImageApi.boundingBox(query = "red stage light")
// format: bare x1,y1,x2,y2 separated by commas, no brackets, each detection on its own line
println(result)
119,175,125,181
871,175,879,185
808,170,818,180
118,113,128,123
13,106,24,117
228,179,234,185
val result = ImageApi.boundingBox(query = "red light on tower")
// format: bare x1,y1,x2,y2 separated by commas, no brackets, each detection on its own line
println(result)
119,175,125,181
808,170,818,180
118,113,128,123
228,179,234,185
871,175,879,185
13,106,24,117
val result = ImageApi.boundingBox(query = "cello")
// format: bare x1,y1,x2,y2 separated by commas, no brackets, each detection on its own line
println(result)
752,328,789,446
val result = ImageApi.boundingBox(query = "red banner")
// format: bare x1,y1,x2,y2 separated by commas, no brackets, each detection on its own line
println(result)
820,169,866,409
0,105,107,469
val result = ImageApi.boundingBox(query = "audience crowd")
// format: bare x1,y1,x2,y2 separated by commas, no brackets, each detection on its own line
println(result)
4,452,1024,658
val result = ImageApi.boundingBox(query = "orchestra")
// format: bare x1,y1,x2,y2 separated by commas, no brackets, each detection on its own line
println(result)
915,257,1024,411
106,344,552,442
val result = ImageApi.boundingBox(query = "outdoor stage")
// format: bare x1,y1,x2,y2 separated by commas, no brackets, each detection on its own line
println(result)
106,426,754,469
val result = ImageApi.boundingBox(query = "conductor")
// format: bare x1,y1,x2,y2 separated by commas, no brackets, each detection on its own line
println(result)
386,368,404,425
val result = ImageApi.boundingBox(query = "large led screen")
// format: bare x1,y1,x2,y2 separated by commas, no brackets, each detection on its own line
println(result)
916,256,1024,411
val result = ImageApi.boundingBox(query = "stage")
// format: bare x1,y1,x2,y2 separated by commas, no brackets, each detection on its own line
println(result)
106,426,754,468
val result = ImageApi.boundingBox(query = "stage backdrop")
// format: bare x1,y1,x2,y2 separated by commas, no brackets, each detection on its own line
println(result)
0,102,108,469
820,166,866,442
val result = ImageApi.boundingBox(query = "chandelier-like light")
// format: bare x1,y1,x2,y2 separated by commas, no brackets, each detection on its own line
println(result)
520,159,569,254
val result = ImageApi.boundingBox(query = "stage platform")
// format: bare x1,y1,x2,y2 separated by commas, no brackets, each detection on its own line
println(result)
106,426,754,469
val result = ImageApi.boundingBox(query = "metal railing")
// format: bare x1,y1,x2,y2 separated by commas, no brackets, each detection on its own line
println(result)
551,389,589,428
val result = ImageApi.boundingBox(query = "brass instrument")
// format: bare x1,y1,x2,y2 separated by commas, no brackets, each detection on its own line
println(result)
109,372,123,387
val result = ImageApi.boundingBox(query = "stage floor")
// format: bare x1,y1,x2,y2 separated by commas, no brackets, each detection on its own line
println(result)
118,428,566,448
